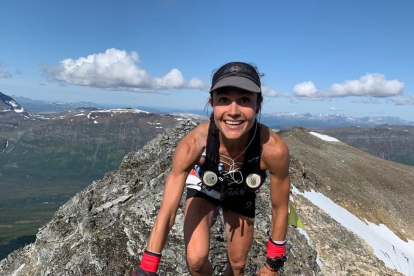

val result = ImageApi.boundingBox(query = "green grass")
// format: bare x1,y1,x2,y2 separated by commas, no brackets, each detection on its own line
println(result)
0,173,93,259
0,174,91,240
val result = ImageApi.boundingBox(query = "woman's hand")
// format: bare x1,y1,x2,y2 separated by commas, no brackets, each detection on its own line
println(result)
256,264,279,275
132,267,159,276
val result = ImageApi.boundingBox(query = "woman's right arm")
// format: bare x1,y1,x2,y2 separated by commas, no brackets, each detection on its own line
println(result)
145,127,205,254
133,124,207,275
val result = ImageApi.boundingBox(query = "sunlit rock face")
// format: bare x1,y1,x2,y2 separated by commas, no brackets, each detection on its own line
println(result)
0,121,320,275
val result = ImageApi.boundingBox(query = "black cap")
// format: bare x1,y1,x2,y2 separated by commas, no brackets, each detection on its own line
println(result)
210,62,261,93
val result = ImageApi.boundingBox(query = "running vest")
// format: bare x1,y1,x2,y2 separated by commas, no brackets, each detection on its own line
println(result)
200,120,267,201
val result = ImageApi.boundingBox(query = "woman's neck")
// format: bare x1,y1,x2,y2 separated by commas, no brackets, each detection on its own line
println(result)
218,131,250,159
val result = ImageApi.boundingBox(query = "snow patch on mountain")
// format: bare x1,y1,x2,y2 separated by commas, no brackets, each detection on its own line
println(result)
292,186,414,276
5,100,25,113
310,132,340,142
171,113,208,121
0,92,27,114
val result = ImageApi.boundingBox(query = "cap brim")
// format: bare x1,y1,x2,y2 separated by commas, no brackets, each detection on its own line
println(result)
210,76,261,93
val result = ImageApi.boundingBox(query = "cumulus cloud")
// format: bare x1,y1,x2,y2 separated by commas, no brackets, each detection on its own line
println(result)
329,73,404,97
186,77,208,89
293,81,318,98
389,95,414,105
0,61,12,79
261,85,278,97
293,74,404,99
42,48,209,92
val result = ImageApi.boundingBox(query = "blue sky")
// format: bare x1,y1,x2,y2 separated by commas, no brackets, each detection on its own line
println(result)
1,0,413,120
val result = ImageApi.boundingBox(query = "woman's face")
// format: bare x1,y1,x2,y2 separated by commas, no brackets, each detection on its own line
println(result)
211,88,259,140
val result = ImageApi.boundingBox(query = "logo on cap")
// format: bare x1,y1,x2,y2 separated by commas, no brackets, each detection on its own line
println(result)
229,66,241,73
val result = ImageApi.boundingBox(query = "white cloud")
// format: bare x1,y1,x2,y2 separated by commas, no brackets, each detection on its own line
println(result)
293,81,318,98
42,48,208,92
153,68,185,89
329,73,404,97
0,61,11,79
389,95,414,105
261,85,278,97
186,77,209,90
260,86,290,97
293,74,404,99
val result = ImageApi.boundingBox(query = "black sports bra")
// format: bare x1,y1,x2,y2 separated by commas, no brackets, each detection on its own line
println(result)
200,120,267,201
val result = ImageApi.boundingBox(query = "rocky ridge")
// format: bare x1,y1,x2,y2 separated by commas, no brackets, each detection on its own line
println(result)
0,121,319,276
282,127,414,275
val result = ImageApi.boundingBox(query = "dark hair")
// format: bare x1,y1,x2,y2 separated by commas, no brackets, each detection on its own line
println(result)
207,62,264,121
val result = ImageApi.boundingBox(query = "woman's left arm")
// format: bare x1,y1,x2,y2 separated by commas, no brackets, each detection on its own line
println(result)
265,136,290,242
257,133,290,276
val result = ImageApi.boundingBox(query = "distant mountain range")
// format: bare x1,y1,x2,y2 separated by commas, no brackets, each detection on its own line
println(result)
7,94,414,128
260,112,414,129
11,95,102,113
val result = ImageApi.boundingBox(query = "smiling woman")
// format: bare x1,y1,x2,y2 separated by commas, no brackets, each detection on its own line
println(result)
132,62,290,276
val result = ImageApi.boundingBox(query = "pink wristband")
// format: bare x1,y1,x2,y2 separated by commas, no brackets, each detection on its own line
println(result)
266,238,286,258
139,250,161,272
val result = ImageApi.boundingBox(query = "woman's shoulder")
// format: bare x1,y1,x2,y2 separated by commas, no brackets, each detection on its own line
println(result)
175,121,209,157
259,124,289,163
182,121,209,145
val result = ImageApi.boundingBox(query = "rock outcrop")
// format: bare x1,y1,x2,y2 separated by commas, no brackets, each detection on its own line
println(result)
0,121,319,275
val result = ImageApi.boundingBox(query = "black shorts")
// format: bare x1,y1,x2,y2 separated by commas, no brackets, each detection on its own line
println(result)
186,187,257,218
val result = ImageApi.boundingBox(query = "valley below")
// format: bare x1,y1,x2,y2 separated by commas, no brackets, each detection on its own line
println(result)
0,102,185,258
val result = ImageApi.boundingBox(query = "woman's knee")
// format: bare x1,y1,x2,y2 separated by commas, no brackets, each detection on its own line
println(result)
186,252,210,272
228,254,247,272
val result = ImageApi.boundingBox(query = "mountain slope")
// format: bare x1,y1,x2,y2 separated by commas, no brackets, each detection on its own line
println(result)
0,121,320,275
1,123,413,275
0,108,181,180
281,128,414,275
0,107,183,254
1,93,186,257
282,128,414,238
316,125,414,166
0,93,25,114
0,92,38,136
